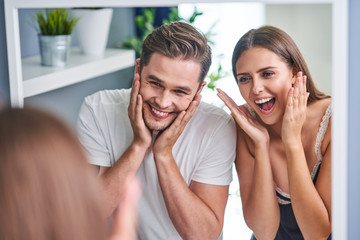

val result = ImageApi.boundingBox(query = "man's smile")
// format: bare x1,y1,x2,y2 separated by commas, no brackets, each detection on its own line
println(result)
150,107,171,119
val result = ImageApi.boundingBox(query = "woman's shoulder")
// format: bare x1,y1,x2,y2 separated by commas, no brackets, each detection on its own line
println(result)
307,97,332,120
306,97,332,154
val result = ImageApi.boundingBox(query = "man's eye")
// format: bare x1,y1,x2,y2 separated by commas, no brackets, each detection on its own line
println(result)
150,81,161,87
174,89,186,95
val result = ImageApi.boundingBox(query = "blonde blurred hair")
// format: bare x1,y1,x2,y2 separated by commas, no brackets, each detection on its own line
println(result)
0,107,107,240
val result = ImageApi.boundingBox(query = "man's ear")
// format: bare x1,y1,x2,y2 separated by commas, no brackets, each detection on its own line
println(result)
135,58,141,75
197,81,207,94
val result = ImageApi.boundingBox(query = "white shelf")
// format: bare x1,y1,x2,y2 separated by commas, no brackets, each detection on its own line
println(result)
22,48,135,98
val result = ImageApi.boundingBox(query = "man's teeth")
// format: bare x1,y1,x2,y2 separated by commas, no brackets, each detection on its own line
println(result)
255,98,273,104
152,108,169,116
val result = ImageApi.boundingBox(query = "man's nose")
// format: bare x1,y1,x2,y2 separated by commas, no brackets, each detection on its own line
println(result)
155,90,173,109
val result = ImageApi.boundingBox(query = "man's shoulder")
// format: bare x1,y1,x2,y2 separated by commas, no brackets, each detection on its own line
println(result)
84,88,131,107
191,102,235,132
197,101,232,121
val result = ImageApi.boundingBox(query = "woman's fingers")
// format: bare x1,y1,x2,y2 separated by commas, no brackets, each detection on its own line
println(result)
302,75,308,106
287,87,294,110
293,73,300,108
216,88,238,111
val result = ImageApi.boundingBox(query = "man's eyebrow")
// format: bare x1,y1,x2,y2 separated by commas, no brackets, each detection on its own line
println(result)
148,74,192,93
148,74,163,82
236,66,277,77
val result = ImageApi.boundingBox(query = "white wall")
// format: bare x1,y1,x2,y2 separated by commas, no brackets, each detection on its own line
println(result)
266,4,332,96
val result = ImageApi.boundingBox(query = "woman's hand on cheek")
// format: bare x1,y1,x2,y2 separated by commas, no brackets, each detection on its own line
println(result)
217,88,269,147
281,72,309,145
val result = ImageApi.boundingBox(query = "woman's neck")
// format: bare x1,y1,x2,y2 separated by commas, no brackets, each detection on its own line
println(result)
266,120,283,141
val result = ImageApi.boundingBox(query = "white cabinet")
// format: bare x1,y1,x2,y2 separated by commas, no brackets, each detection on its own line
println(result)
22,48,134,98
3,0,213,107
3,0,159,107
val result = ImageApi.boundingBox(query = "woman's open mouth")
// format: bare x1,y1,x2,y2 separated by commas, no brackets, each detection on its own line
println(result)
254,97,275,113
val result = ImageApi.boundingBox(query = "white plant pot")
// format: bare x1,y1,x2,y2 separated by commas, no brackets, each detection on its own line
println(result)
72,8,113,56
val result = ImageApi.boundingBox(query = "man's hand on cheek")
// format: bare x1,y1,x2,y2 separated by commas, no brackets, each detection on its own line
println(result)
128,73,152,150
153,94,202,160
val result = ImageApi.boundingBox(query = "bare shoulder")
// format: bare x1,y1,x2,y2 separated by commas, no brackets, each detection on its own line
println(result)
307,97,332,115
306,98,332,154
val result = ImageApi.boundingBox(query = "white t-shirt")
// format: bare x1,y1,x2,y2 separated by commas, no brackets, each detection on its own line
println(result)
77,89,236,240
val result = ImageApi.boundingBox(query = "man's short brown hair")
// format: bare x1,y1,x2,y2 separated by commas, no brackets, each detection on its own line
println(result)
140,21,212,83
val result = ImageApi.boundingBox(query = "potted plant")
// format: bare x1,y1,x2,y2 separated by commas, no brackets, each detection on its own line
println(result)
36,8,78,67
72,8,113,56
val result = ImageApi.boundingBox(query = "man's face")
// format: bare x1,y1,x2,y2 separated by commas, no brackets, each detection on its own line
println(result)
138,53,204,131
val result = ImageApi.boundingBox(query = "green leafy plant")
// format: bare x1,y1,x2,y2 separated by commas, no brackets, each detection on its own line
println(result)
207,64,228,90
122,8,156,56
36,8,79,35
123,7,206,57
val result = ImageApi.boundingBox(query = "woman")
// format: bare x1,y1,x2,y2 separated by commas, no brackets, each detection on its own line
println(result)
217,25,331,239
0,107,140,240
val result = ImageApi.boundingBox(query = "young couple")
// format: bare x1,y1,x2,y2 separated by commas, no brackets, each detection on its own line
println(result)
78,21,332,240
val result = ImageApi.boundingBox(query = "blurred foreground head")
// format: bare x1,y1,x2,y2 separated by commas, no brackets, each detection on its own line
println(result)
0,107,107,240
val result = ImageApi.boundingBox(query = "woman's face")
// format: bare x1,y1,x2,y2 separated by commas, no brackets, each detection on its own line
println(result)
235,47,295,125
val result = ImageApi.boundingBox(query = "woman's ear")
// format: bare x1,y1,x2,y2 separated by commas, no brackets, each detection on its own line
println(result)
291,66,299,85
292,65,299,78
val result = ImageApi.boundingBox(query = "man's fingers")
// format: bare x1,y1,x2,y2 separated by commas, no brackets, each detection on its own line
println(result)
134,94,144,126
165,95,200,137
184,95,201,121
129,74,140,113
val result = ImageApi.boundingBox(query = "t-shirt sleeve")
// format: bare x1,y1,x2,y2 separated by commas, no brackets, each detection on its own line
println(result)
77,99,112,167
192,116,236,186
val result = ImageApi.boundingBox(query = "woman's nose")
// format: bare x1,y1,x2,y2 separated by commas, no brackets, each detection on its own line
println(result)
251,79,264,95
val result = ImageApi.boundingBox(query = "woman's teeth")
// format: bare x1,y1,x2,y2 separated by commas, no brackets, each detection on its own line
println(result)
255,97,273,104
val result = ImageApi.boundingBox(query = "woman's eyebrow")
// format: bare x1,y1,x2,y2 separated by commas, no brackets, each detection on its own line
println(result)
236,66,277,76
256,66,277,73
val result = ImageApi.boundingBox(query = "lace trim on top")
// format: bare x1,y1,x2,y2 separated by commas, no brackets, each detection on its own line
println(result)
275,104,332,205
312,104,332,179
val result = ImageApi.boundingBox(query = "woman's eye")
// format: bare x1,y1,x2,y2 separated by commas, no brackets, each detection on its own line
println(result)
238,76,250,83
263,72,274,77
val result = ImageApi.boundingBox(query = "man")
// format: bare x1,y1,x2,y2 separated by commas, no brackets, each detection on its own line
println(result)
77,21,236,240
